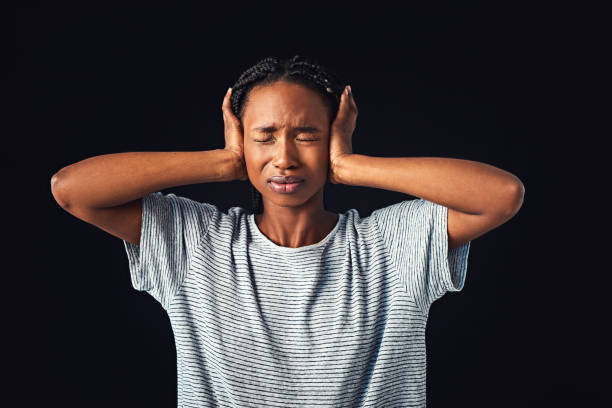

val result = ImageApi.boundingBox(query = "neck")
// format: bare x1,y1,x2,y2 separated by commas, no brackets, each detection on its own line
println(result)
255,201,338,248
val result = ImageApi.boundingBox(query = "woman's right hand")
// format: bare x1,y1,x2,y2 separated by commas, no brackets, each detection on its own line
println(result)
222,87,248,181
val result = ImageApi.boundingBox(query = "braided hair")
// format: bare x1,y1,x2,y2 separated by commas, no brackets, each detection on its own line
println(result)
229,55,347,215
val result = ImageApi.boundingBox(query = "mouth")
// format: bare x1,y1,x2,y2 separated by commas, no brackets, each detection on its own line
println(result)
267,179,305,194
267,176,305,184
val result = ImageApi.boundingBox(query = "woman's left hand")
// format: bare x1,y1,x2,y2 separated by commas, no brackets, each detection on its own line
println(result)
328,85,358,184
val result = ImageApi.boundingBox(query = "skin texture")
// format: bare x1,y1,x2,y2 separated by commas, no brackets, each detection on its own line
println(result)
241,81,342,248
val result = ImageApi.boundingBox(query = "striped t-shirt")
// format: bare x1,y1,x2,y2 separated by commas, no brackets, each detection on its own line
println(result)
122,191,471,407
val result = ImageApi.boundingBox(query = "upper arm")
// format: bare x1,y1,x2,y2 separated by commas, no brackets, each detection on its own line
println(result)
448,181,525,250
58,198,143,246
447,207,512,250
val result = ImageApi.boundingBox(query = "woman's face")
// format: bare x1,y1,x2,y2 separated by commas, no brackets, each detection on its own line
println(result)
242,80,331,210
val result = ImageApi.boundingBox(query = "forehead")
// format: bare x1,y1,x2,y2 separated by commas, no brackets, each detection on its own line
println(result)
243,82,329,129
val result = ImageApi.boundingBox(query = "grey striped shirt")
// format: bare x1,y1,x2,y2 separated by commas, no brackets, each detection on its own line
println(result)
122,192,471,407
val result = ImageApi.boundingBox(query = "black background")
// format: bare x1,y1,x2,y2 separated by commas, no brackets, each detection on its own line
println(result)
15,1,608,407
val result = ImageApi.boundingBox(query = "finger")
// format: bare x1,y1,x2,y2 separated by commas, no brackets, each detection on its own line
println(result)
345,88,358,117
340,87,355,116
331,89,349,125
347,86,357,108
340,87,350,111
222,88,242,125
222,87,232,112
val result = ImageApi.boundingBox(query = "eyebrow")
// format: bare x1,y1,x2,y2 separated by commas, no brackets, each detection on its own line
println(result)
252,125,321,133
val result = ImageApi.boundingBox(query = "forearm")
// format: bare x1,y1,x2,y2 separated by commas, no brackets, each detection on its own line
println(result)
335,154,524,216
51,149,240,208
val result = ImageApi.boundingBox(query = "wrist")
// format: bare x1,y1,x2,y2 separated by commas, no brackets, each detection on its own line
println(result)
227,149,248,181
331,154,356,186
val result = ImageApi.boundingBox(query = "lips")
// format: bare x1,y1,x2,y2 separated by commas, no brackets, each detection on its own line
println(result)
267,175,305,184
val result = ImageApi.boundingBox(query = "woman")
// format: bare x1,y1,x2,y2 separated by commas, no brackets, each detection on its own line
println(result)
51,55,524,407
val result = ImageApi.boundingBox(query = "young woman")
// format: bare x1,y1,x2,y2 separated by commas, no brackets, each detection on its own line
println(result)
51,55,524,407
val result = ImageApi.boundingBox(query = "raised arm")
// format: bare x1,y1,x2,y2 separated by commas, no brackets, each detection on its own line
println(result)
328,85,525,250
50,87,247,244
50,149,242,209
334,154,524,249
50,149,242,244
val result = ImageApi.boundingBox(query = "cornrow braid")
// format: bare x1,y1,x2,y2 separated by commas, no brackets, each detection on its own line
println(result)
229,55,347,215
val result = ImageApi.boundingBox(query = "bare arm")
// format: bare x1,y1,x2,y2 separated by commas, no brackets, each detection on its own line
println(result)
334,155,524,216
51,88,247,209
328,86,524,251
333,154,525,249
50,149,242,209
50,88,247,246
50,149,243,245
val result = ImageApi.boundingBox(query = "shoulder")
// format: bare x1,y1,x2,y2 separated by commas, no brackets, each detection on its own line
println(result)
369,198,429,226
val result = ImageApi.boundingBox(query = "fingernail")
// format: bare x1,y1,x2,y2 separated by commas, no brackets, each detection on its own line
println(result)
227,87,232,93
348,85,352,93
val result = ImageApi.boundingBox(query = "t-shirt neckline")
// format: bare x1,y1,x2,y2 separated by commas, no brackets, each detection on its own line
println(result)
248,212,344,253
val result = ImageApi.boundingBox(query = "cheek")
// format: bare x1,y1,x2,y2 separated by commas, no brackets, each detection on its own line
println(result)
305,148,331,177
243,144,258,167
244,150,267,184
317,144,330,163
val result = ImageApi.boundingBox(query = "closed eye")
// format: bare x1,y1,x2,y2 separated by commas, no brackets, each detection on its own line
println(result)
254,137,320,143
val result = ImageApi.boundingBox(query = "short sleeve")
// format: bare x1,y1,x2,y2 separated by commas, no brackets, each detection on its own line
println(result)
122,191,217,310
371,198,471,315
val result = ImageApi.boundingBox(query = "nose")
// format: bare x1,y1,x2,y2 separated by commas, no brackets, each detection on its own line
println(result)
271,135,299,169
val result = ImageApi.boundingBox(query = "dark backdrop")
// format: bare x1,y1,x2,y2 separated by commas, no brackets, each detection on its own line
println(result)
15,2,608,407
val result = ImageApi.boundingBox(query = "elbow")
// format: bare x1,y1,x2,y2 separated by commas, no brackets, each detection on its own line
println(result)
50,171,71,208
501,180,525,218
